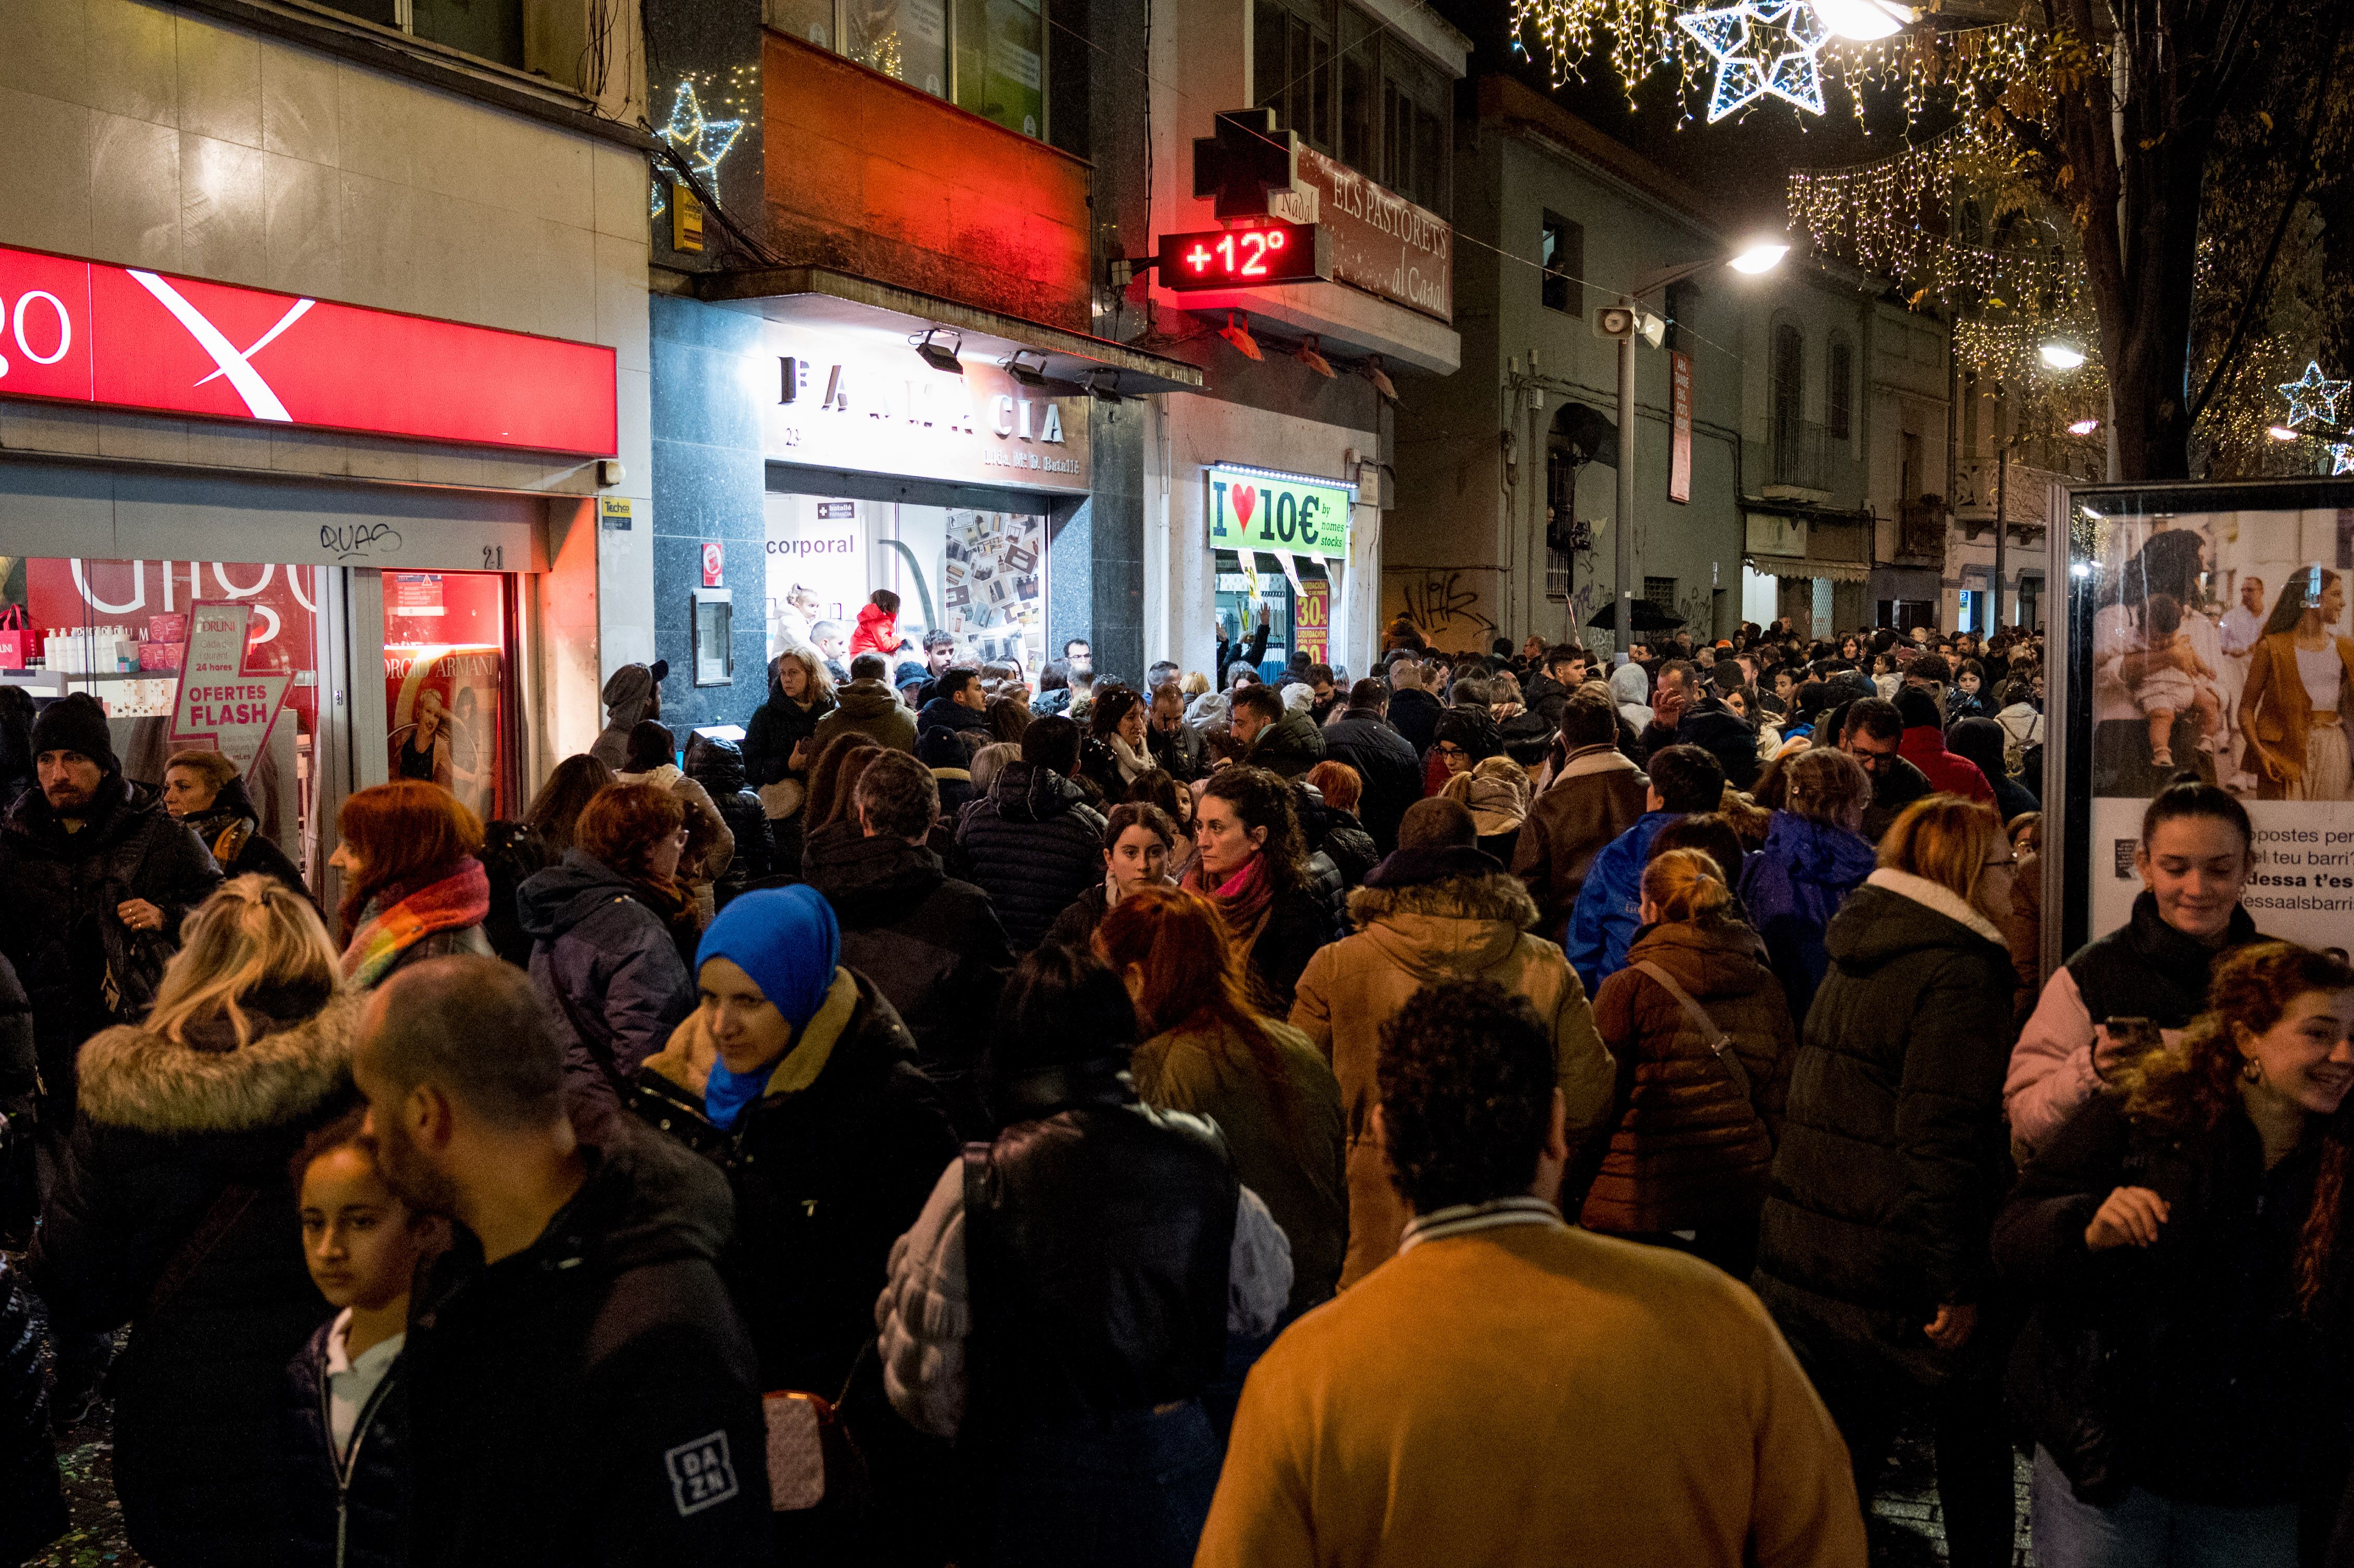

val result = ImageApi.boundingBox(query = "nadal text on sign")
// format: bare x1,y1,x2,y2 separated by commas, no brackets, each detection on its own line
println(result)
0,244,617,456
1205,463,1354,563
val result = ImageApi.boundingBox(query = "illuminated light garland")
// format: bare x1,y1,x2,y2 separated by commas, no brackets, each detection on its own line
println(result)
2278,361,2350,428
1677,0,1832,121
1508,0,2036,132
649,69,755,221
2334,443,2354,476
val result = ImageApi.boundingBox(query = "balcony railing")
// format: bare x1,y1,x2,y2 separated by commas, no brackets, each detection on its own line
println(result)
1954,458,2066,535
1745,420,1866,505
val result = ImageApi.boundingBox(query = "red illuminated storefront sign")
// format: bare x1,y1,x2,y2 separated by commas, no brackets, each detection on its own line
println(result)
1157,223,1331,291
0,245,617,456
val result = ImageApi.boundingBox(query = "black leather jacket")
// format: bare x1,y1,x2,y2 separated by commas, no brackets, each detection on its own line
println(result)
965,1056,1237,1423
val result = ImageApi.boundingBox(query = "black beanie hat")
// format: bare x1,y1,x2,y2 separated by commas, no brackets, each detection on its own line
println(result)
1895,687,1941,730
32,692,119,775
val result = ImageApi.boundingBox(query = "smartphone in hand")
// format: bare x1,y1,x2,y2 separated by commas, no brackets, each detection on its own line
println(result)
2097,1016,2163,1082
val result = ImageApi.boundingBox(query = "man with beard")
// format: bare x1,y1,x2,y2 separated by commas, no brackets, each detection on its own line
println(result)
352,956,771,1567
0,692,217,1186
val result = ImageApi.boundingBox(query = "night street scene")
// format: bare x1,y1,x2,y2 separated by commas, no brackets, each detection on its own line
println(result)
2,0,2353,1564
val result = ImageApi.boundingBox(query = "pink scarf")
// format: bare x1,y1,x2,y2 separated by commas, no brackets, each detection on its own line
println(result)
1184,853,1274,950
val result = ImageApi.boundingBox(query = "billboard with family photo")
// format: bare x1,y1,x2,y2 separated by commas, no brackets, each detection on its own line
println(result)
2064,480,2354,956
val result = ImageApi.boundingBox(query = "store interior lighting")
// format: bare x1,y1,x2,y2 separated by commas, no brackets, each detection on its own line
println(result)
1219,312,1263,361
913,329,963,373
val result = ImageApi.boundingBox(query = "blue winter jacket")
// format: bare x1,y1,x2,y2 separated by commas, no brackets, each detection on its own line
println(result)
1563,812,1676,995
1738,811,1877,1027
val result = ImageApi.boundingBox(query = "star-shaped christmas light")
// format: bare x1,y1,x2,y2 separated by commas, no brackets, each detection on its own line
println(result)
2330,442,2354,476
2278,361,2350,428
661,83,744,189
1677,0,1832,123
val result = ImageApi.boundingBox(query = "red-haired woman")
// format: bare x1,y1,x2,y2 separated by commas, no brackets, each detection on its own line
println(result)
516,782,698,1121
327,781,491,988
1997,942,2354,1567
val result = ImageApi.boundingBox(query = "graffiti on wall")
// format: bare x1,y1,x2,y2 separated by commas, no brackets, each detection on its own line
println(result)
1386,569,1497,643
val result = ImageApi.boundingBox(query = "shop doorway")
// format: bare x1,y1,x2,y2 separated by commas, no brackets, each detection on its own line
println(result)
1213,550,1331,681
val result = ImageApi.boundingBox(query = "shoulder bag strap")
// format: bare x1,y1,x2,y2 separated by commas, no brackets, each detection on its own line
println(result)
144,1182,259,1323
547,910,632,1097
1630,960,1753,1101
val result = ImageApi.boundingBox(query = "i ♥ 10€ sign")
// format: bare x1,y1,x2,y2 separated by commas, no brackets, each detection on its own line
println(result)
1205,464,1354,563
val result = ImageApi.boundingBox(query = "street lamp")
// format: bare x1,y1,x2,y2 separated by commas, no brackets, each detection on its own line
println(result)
1610,239,1788,658
2038,341,2086,371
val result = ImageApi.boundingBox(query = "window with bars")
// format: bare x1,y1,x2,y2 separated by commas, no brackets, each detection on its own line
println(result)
1644,576,1678,616
1545,442,1577,599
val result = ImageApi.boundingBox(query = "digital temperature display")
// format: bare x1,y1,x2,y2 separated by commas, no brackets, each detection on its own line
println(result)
1157,223,1330,291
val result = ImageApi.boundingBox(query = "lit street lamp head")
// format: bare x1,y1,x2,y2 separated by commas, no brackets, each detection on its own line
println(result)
2038,342,2087,371
1729,242,1789,275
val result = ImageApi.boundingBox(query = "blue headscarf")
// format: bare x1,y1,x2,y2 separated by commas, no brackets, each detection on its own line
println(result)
695,886,842,1128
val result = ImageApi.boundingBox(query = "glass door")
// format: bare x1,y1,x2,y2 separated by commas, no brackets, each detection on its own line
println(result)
380,571,518,824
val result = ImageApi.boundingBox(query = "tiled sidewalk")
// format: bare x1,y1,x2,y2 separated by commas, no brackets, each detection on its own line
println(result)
1869,1426,2037,1567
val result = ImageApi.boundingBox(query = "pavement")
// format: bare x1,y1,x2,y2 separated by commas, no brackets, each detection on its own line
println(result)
1869,1425,2038,1567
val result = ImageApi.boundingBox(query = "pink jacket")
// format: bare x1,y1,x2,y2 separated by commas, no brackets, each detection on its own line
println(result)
2004,967,2186,1155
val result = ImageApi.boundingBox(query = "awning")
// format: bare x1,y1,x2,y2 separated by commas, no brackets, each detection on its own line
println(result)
1746,554,1872,583
685,266,1205,398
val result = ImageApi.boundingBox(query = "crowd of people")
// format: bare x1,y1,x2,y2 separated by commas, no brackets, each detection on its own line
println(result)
0,597,2349,1568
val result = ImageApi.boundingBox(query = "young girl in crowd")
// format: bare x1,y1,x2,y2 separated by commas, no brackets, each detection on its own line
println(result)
283,1114,443,1568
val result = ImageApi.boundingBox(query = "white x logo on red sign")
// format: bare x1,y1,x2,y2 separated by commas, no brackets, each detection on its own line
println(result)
128,270,313,423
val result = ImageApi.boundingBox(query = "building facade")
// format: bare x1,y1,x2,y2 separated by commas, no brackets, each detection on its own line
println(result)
0,0,649,910
635,0,1201,728
1398,76,1955,657
1139,0,1466,682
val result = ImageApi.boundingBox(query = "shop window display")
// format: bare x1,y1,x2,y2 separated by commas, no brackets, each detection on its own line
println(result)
767,494,1048,672
2,556,320,866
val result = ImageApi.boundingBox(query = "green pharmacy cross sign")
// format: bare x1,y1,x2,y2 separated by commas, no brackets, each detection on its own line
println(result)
1206,463,1354,562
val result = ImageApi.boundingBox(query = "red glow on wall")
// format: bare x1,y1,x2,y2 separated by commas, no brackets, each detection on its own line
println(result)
0,244,617,456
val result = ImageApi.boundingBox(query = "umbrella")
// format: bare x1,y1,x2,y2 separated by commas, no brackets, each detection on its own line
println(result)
1584,600,1685,632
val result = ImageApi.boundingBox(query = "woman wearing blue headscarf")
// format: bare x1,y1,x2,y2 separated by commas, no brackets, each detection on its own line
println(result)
627,885,959,1549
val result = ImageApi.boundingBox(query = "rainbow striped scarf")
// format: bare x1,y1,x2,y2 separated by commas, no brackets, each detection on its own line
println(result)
341,859,492,987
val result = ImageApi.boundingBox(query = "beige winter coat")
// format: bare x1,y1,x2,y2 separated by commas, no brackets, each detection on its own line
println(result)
1289,870,1614,1287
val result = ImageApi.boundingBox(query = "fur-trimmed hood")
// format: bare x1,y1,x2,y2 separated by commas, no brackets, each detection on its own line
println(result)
74,988,361,1134
1344,870,1541,978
